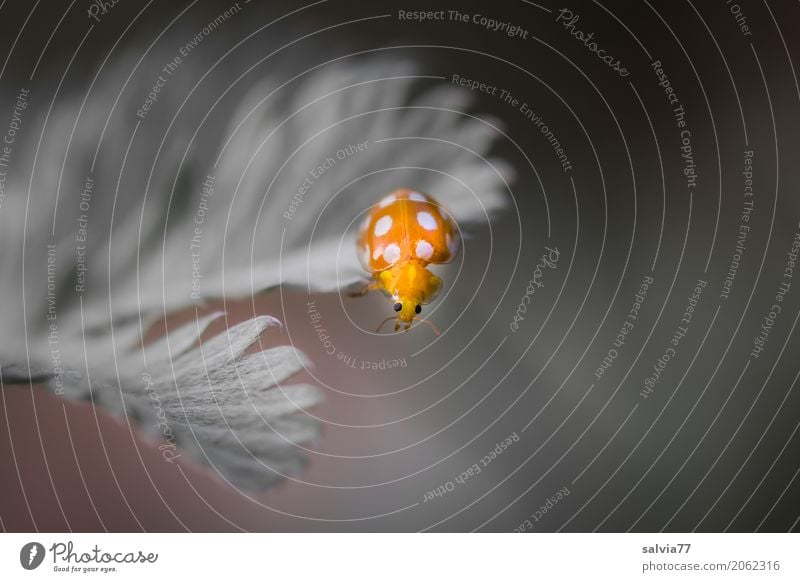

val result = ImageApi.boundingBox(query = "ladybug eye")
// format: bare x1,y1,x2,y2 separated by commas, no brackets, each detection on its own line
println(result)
415,304,422,314
393,302,402,312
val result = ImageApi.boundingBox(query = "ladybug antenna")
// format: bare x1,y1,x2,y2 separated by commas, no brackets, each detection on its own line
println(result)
415,318,441,337
376,316,396,334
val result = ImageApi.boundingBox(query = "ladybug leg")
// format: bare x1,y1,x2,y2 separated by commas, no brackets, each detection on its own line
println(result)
346,279,379,298
345,281,369,297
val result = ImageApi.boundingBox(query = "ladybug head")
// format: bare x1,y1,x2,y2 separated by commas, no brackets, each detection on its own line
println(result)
375,299,440,335
374,265,443,335
392,299,422,330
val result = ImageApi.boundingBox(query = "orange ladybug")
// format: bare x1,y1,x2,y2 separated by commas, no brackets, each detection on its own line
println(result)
355,188,461,333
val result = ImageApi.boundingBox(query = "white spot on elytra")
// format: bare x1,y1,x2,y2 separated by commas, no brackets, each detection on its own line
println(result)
415,240,434,260
408,191,426,202
374,215,392,236
383,243,401,264
373,246,383,260
417,211,437,231
378,194,397,208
